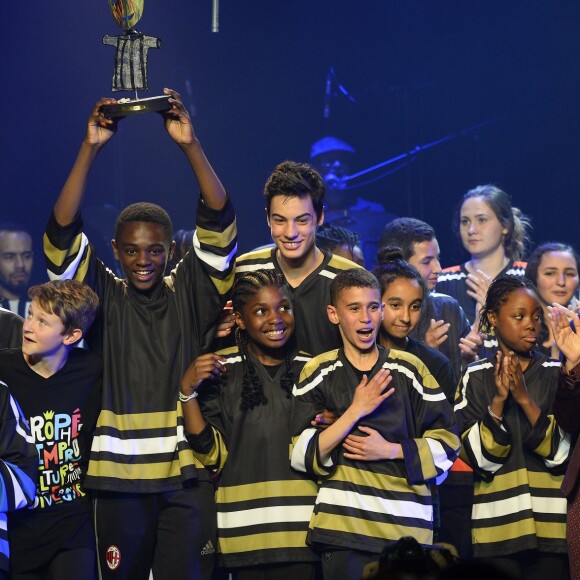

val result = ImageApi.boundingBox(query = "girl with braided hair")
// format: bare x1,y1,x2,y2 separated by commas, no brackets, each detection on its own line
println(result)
180,269,321,579
454,275,570,578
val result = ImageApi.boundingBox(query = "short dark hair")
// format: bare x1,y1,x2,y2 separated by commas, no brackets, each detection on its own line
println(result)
316,223,360,253
264,161,325,220
478,275,539,334
373,246,427,299
29,279,99,336
525,242,580,286
379,218,436,261
114,203,173,244
330,268,380,306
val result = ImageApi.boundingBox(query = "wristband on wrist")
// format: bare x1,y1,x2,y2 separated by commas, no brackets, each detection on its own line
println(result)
179,390,199,403
487,405,503,422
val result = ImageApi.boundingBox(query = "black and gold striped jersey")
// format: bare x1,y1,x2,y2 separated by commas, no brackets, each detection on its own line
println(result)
44,198,237,493
187,347,318,568
291,346,459,553
455,354,569,557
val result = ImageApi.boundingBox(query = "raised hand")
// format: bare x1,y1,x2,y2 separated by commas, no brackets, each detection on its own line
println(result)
493,351,510,400
161,88,197,146
502,351,541,425
549,303,580,371
53,97,122,227
459,330,485,362
87,97,120,147
487,351,511,423
505,352,529,405
466,269,493,322
425,319,450,349
343,425,402,461
214,301,235,339
181,353,227,396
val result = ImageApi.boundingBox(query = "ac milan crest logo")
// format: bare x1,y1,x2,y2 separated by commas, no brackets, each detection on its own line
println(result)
106,545,121,570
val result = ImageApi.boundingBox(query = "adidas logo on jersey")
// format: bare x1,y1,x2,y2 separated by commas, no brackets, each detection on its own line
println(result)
201,540,216,555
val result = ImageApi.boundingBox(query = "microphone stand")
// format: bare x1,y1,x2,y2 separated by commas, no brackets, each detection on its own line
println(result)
342,117,504,190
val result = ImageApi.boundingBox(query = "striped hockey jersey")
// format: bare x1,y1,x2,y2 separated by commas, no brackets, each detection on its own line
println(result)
291,346,460,553
454,354,569,557
0,381,37,572
44,198,237,493
187,347,318,568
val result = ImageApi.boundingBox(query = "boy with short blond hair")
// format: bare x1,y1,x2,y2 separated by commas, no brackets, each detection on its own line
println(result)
0,279,102,579
291,268,459,580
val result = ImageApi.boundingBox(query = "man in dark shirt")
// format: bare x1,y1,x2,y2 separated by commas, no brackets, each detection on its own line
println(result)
0,224,33,319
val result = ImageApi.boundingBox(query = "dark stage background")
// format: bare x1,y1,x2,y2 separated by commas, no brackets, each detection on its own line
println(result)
1,1,579,280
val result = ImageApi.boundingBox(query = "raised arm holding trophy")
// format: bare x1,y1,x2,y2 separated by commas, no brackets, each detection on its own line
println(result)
40,3,238,578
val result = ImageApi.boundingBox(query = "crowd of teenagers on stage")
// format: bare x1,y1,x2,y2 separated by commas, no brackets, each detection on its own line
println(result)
0,89,579,580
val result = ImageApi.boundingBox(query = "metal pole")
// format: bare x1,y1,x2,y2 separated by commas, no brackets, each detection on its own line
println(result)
212,0,219,32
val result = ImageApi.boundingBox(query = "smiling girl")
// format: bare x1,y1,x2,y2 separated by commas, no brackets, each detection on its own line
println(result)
455,276,570,579
437,185,532,326
180,270,319,580
374,247,456,403
525,242,580,358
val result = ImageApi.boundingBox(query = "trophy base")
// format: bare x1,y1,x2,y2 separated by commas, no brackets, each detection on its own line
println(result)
101,95,172,118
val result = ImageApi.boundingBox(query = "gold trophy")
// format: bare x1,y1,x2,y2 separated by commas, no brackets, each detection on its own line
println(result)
100,0,171,118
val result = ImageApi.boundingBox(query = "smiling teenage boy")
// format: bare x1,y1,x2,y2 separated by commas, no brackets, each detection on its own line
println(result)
43,89,237,579
290,268,459,580
235,161,360,356
0,280,101,579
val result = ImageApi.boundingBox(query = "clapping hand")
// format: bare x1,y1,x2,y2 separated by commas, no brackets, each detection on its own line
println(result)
549,303,580,372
